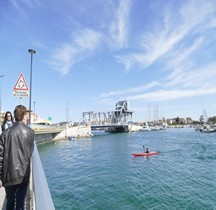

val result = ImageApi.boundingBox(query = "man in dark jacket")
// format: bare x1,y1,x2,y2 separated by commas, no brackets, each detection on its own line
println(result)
0,105,34,210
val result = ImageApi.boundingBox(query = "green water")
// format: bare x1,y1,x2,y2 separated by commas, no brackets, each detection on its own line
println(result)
38,128,216,210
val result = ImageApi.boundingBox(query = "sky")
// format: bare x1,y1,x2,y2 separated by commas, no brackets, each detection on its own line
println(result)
0,0,216,123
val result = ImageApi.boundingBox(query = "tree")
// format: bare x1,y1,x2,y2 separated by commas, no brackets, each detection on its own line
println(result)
186,117,192,124
208,116,216,124
176,117,180,124
199,115,204,123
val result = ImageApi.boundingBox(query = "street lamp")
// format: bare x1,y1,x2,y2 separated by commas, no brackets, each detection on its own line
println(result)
34,101,36,123
28,49,36,126
0,75,4,123
34,101,36,114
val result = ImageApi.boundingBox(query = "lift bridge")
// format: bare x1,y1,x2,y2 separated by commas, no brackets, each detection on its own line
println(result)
82,100,133,132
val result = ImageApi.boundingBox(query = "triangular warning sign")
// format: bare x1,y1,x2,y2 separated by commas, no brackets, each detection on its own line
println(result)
14,73,29,91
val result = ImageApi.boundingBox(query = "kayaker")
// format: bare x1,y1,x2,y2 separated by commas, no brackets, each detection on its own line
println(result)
143,146,149,153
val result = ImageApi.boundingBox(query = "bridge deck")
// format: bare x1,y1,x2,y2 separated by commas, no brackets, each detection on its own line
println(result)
91,124,128,128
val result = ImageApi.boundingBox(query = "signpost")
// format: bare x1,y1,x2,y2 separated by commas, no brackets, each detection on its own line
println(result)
13,73,29,104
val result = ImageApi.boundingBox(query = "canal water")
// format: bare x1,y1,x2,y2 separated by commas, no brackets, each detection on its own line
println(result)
38,128,216,210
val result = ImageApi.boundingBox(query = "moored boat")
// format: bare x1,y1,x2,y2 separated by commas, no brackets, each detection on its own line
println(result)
200,128,215,133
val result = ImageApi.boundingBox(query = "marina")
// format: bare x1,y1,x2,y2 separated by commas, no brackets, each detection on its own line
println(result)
0,99,215,209
38,127,216,209
1,1,216,209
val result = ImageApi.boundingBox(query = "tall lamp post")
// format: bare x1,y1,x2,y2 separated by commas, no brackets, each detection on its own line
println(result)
28,49,36,126
0,75,4,123
34,101,36,123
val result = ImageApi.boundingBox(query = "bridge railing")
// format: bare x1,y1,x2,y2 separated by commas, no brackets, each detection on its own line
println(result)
31,141,55,210
0,142,55,210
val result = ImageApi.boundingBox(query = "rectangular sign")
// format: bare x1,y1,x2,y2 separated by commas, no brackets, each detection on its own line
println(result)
13,90,29,97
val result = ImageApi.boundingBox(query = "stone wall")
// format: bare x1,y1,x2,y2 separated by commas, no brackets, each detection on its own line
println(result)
53,125,92,140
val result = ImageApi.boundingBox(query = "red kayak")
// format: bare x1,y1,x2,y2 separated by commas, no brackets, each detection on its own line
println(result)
132,151,159,157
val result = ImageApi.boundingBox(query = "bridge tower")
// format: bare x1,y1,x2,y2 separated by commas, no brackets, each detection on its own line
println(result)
111,100,133,124
81,100,133,130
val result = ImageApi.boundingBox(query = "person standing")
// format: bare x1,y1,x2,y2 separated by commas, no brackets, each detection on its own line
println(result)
0,105,35,210
143,146,149,153
1,111,14,132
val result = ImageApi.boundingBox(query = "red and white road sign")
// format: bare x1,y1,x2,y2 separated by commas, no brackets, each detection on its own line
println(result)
13,73,28,90
13,73,29,97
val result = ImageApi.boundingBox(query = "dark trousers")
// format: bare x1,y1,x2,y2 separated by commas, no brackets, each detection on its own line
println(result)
5,181,28,210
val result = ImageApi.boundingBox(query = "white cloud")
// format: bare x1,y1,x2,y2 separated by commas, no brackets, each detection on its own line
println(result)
73,29,102,51
97,1,216,109
11,0,41,12
167,37,203,69
164,62,216,89
10,0,23,13
29,38,48,50
126,88,216,102
49,29,102,76
109,0,131,49
21,0,42,8
116,0,216,71
98,81,159,98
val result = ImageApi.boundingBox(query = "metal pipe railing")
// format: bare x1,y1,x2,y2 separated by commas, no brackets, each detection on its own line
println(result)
32,142,55,210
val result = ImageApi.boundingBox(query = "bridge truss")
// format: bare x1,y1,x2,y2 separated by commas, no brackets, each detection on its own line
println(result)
81,100,133,126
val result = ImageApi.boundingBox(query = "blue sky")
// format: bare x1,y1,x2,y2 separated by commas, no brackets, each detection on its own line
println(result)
0,0,216,123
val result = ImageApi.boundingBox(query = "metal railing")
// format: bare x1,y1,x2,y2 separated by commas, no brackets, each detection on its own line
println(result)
31,141,55,209
0,142,55,210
